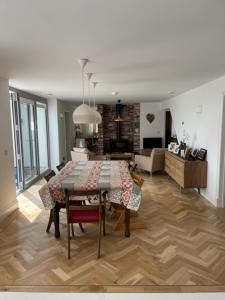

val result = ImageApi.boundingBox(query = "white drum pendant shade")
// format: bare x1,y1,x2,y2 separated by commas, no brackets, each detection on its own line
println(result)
73,103,96,124
93,108,102,124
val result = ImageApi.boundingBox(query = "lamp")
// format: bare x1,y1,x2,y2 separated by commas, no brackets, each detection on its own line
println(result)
92,82,102,124
73,59,96,124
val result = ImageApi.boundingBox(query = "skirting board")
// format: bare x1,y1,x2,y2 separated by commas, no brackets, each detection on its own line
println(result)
0,202,18,222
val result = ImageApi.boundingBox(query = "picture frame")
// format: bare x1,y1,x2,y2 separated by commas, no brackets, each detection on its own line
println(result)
184,146,192,160
173,144,180,154
168,142,176,152
196,148,207,161
191,149,199,159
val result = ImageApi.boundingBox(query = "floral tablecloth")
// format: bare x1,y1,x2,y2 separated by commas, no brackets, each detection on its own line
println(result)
39,160,142,211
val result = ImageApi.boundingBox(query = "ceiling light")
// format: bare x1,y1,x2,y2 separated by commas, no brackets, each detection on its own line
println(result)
92,82,102,124
73,59,96,124
111,91,119,96
168,91,175,96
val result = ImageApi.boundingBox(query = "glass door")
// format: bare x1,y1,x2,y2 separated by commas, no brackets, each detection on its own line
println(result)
36,102,49,174
10,91,50,191
10,92,23,193
20,98,38,186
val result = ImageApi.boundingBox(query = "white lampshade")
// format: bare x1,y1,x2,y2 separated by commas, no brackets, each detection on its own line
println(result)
73,104,96,124
93,109,102,124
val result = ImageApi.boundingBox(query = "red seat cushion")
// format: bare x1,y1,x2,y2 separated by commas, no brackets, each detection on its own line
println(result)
69,209,100,223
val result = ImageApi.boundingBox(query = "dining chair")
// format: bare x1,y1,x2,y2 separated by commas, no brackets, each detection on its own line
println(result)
111,172,145,231
71,150,89,162
44,170,85,233
128,161,138,173
56,161,66,171
65,189,106,259
44,170,56,233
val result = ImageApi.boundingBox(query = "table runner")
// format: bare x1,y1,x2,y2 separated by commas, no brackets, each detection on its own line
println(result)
39,160,142,211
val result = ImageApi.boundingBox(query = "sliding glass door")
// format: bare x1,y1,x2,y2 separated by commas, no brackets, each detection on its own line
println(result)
20,98,38,185
10,91,50,192
36,102,49,174
10,92,23,192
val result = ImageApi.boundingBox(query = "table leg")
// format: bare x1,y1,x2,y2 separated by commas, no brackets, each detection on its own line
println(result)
124,207,130,237
53,202,60,238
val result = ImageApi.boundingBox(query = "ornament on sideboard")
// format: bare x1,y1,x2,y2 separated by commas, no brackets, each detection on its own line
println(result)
146,113,155,124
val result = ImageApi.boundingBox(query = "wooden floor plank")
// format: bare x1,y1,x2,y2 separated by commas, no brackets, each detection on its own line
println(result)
0,174,225,292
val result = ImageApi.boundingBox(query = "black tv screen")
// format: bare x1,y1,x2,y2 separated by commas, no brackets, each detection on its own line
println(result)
143,138,162,149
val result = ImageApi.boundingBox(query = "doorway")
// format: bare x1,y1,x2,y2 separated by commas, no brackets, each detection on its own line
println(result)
64,111,71,162
218,95,225,208
165,110,177,147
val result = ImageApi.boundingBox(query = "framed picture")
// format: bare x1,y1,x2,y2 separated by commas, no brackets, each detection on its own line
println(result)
197,148,207,161
184,147,192,160
191,149,199,159
168,142,176,152
173,144,180,154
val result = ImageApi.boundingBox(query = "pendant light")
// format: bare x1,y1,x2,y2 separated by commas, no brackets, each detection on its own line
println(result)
92,82,102,124
73,59,96,124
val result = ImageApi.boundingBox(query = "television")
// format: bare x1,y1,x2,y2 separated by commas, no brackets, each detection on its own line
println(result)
143,137,162,149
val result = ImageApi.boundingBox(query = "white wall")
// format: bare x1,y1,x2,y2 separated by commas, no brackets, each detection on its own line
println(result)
0,78,17,219
47,98,60,170
140,102,165,148
161,75,225,206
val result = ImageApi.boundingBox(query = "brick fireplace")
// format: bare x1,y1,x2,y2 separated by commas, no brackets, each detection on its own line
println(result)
96,103,140,154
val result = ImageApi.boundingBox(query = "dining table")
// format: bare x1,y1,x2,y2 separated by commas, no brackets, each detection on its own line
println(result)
39,160,142,238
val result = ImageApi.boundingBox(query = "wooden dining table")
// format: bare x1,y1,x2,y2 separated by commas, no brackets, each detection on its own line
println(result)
39,160,142,238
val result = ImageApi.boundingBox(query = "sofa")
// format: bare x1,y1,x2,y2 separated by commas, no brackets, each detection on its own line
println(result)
134,148,166,175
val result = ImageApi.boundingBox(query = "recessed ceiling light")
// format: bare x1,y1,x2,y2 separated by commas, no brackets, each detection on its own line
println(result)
47,93,53,96
168,91,175,96
111,91,119,96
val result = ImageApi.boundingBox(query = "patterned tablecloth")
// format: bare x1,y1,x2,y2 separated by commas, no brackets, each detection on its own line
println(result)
39,160,142,211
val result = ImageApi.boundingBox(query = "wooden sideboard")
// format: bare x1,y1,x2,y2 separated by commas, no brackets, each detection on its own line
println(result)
165,151,207,192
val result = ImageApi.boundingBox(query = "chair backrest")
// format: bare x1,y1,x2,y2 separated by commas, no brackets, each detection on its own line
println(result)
44,170,56,182
89,155,107,161
71,150,89,162
56,161,65,171
131,172,144,188
128,161,137,173
65,189,103,222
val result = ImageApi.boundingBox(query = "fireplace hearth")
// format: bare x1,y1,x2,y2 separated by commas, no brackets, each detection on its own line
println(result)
96,103,140,155
109,139,133,153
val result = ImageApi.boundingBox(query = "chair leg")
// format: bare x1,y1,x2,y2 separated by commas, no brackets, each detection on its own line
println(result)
46,209,53,233
98,217,102,259
114,210,125,231
103,209,106,236
71,223,75,237
79,223,84,232
67,223,71,259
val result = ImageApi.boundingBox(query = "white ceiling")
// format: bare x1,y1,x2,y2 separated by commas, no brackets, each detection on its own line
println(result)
1,0,225,103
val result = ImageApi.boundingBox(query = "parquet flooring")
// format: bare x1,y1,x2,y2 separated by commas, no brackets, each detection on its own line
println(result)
1,174,225,292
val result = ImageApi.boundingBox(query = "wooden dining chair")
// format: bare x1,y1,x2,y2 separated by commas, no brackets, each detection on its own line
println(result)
44,170,85,233
44,170,57,232
56,161,66,171
111,172,145,231
128,161,138,173
65,189,106,259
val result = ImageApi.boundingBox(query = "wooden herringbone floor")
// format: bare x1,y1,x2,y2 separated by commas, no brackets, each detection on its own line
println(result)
1,174,225,292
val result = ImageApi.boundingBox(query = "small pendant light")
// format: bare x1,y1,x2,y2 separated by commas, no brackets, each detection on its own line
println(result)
73,59,96,124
